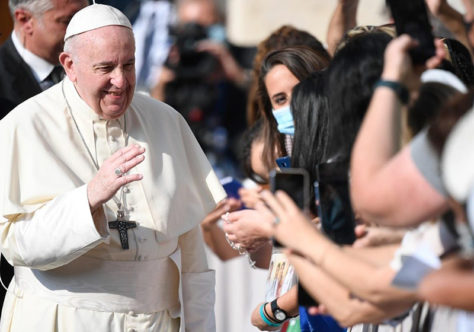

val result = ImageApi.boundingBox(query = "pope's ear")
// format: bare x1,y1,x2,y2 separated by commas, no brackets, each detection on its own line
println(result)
59,52,77,82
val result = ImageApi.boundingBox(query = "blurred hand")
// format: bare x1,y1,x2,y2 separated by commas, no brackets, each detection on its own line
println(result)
196,40,247,85
425,0,447,16
381,34,446,90
151,66,176,101
238,186,263,209
201,198,241,231
352,224,405,248
223,208,273,251
87,144,145,212
285,250,327,314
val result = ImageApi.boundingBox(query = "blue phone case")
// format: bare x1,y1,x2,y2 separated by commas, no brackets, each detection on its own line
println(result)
276,156,291,169
220,177,242,199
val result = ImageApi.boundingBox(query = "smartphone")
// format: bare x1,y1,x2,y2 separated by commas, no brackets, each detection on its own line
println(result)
387,0,435,64
220,176,242,199
269,168,310,248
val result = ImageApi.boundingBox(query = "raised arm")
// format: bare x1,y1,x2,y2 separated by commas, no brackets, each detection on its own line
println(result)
350,35,448,226
286,252,416,327
326,0,359,56
426,0,474,59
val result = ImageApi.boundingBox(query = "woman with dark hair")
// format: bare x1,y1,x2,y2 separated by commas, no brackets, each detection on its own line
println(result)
327,31,392,161
258,46,331,172
249,71,344,332
246,25,329,126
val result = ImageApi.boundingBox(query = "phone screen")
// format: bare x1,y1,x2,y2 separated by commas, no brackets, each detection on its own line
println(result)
387,0,435,64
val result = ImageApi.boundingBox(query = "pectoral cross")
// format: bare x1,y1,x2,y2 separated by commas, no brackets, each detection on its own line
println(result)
108,210,137,250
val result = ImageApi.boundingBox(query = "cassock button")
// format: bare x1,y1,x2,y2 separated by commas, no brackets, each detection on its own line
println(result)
128,329,137,332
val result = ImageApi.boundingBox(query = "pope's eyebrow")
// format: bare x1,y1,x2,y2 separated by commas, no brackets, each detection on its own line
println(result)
93,58,135,67
93,62,114,68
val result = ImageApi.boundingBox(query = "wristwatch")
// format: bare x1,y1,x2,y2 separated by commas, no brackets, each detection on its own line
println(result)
270,298,289,323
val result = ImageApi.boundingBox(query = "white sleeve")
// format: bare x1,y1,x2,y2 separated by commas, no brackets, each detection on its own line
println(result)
0,185,109,271
178,226,216,332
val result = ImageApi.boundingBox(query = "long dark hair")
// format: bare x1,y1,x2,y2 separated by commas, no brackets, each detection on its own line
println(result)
258,46,331,171
326,31,392,161
291,71,328,179
290,71,329,215
322,31,391,244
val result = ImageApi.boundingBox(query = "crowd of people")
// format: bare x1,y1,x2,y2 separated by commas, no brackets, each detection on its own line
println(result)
0,0,473,332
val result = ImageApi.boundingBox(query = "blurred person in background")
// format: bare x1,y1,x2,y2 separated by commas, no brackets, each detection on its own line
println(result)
0,0,87,116
151,0,252,179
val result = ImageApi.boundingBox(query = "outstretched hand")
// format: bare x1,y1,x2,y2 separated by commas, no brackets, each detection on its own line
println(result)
223,208,273,252
201,198,241,231
87,144,145,212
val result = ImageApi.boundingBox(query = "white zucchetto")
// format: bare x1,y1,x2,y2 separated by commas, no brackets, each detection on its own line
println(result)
64,4,132,41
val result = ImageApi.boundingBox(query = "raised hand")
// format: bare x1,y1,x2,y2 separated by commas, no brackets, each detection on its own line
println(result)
381,35,446,90
87,144,145,212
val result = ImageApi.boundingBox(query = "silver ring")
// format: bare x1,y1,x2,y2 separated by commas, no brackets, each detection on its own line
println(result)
273,216,280,226
114,167,123,177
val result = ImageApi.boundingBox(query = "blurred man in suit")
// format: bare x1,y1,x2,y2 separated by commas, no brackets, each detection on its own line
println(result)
0,0,87,117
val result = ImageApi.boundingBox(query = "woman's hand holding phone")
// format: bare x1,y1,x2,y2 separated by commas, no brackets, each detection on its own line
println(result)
259,190,323,258
381,35,446,92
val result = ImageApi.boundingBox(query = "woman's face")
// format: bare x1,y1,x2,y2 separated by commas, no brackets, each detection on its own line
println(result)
264,64,300,110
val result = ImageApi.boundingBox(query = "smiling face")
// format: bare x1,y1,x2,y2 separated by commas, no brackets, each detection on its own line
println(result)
264,64,300,110
60,25,136,120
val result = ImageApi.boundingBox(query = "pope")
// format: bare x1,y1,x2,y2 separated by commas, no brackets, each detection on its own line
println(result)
0,3,225,332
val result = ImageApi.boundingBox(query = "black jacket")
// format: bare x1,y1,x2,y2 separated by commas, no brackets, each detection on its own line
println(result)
0,36,42,119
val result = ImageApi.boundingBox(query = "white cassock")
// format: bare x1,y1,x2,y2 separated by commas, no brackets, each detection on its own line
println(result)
0,77,226,332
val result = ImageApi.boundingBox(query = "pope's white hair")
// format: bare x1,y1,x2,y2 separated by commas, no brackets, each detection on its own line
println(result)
9,0,54,17
63,34,80,61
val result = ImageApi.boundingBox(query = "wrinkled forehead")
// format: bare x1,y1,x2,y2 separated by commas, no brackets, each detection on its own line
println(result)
70,26,135,62
75,25,134,48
